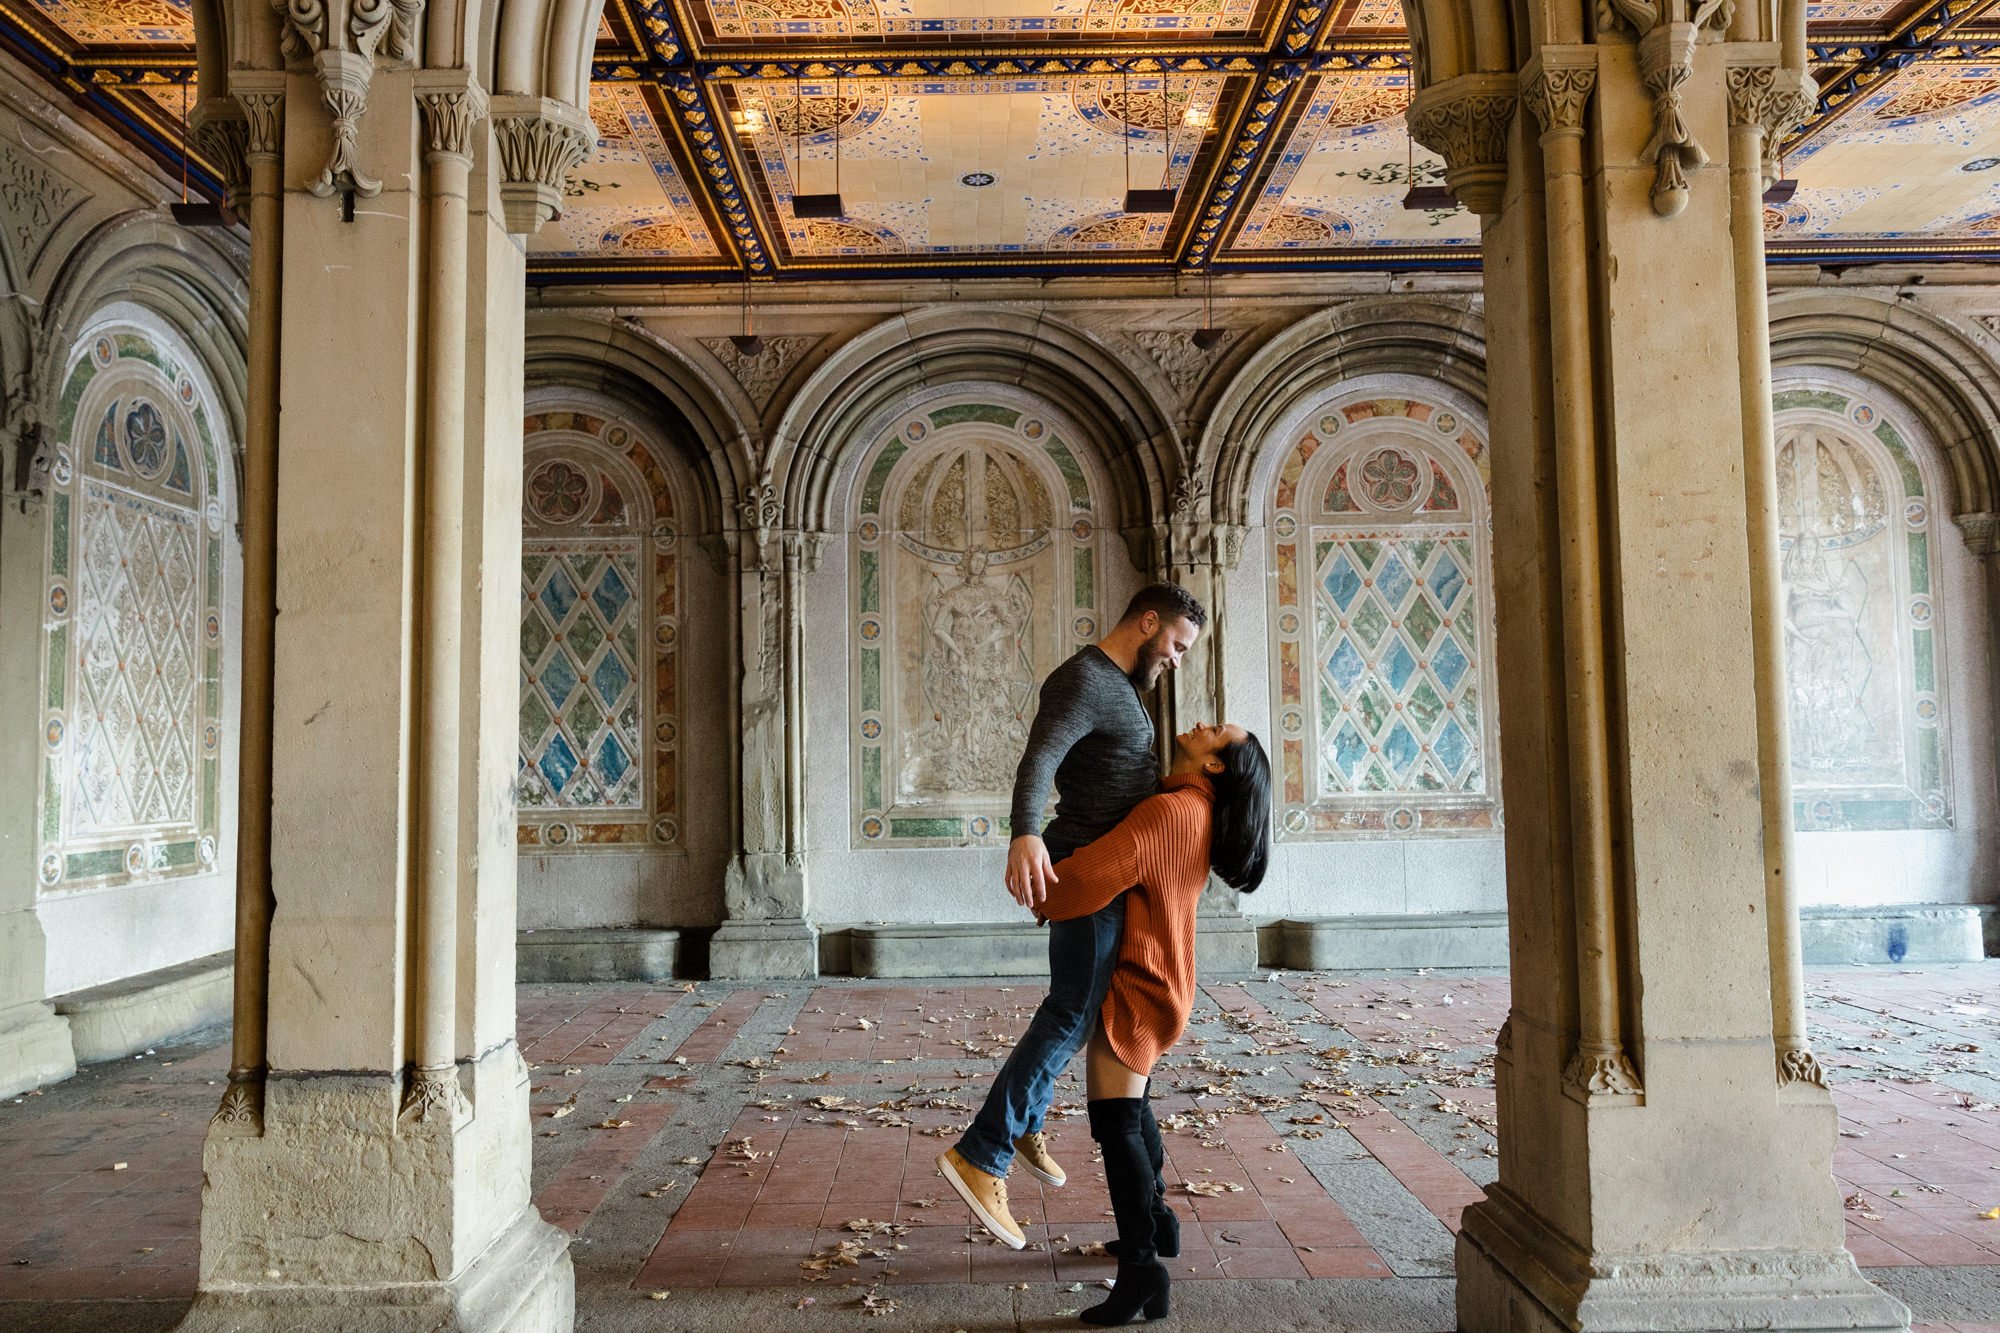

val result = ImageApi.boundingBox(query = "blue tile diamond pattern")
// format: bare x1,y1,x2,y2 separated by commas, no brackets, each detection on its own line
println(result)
518,546,644,810
1315,535,1485,795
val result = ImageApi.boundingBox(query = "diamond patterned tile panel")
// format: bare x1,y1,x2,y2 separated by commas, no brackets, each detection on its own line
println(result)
1314,533,1487,797
519,547,645,811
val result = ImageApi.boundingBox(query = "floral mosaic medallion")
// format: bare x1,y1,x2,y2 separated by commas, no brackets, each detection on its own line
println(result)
39,324,225,891
517,409,683,850
1773,376,1952,831
1267,388,1500,839
851,397,1103,848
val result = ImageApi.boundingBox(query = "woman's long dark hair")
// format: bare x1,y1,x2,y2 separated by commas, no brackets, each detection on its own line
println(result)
1208,732,1271,893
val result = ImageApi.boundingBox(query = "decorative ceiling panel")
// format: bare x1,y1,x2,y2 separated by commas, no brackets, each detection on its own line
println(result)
1771,63,2000,241
718,73,1236,264
675,0,1287,53
1323,0,1404,34
530,83,727,262
17,0,189,46
1223,70,1477,255
10,0,2000,277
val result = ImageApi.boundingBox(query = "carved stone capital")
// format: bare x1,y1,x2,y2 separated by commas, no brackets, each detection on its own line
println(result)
1726,63,1819,189
398,1065,466,1126
1407,72,1517,218
1776,1044,1829,1088
1521,62,1597,141
210,1067,265,1135
490,96,594,235
233,87,285,163
189,97,250,214
1596,0,1734,38
1957,510,2000,557
415,79,489,164
1562,1041,1643,1099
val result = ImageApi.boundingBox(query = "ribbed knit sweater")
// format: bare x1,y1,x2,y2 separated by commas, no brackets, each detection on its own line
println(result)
1039,772,1215,1073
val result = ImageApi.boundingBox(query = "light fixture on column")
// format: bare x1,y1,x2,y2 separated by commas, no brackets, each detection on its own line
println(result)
1398,85,1457,212
729,267,763,357
1122,68,1178,215
1762,150,1798,205
791,72,847,220
170,82,237,228
1190,268,1225,350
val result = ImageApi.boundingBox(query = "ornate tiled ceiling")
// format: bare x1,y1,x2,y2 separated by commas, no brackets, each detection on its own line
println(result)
5,0,2000,280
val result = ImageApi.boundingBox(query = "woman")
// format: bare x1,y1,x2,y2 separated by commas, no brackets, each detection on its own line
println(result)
1037,721,1270,1325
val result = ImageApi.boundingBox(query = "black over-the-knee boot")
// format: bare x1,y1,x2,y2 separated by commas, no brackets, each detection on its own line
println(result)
1081,1098,1171,1326
1106,1089,1180,1259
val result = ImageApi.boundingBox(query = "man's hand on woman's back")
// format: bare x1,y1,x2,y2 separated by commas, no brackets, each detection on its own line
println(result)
1006,834,1059,911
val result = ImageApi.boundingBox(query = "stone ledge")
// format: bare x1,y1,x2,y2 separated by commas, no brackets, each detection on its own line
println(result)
1800,904,1991,965
517,928,681,983
1278,913,1510,971
52,951,232,1065
849,922,1048,978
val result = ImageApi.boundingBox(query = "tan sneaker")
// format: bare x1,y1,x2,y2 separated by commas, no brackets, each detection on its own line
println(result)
1012,1130,1067,1188
937,1148,1026,1250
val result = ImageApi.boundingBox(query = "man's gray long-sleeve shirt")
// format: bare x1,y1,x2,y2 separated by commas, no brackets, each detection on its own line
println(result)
1010,646,1160,861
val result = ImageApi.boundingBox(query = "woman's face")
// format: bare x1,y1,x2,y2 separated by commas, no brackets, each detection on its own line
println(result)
1174,721,1249,772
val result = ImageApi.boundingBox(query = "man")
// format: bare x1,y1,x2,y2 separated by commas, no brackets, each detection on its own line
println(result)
936,582,1207,1249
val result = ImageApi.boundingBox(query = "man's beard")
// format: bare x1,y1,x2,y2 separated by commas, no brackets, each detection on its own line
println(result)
1131,634,1170,689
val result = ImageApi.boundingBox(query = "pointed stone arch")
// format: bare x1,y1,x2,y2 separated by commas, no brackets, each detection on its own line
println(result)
771,305,1178,542
1770,290,2000,545
524,313,749,542
1196,298,1487,527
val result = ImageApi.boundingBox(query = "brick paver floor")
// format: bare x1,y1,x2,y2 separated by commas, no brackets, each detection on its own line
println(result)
2,964,1996,1330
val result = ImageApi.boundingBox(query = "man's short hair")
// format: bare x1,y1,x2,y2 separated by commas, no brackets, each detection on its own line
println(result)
1119,582,1208,630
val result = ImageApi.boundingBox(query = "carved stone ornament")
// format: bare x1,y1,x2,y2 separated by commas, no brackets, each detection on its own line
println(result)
1956,509,2000,557
1169,473,1209,523
1562,1040,1643,1098
490,96,595,235
189,98,250,214
1522,64,1597,140
399,1065,466,1126
1726,64,1819,189
0,137,86,272
1407,72,1517,218
210,1068,265,1135
1130,328,1227,399
1638,23,1705,217
1597,0,1732,37
699,335,818,408
416,82,490,163
270,0,427,198
1777,1044,1829,1088
736,482,783,535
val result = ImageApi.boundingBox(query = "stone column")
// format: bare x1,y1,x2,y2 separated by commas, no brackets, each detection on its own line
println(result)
711,488,820,978
1411,19,1907,1333
0,406,78,1098
177,59,582,1331
1962,509,2000,957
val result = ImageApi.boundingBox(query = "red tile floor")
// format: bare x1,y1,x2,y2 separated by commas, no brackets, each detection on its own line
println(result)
2,964,1996,1329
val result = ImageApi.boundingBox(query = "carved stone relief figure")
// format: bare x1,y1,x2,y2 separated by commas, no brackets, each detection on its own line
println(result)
1773,381,1950,830
853,401,1102,847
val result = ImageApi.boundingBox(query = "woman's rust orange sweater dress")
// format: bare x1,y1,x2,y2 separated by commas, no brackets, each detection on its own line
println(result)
1039,772,1215,1073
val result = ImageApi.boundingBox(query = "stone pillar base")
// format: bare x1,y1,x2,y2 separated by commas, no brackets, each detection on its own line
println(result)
1457,1188,1909,1333
175,1203,573,1333
710,919,819,979
0,1001,76,1098
1194,913,1260,976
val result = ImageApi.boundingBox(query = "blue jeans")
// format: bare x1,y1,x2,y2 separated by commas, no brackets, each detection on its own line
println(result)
955,895,1125,1177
